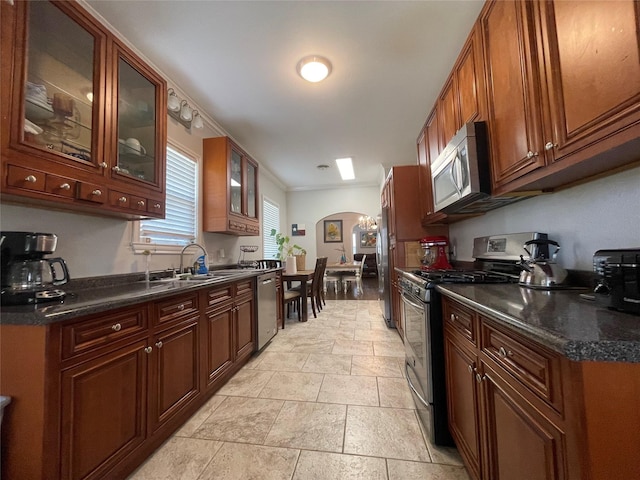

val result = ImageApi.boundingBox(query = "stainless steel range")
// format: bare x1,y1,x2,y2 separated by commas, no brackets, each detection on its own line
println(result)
400,232,547,446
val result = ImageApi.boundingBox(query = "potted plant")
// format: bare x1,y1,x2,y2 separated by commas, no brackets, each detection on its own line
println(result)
270,229,307,270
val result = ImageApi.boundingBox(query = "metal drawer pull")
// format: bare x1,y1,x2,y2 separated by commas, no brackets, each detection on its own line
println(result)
118,196,127,203
144,346,152,354
498,346,513,357
476,373,484,383
25,175,37,183
113,166,121,172
155,341,163,348
59,183,71,190
526,150,539,159
467,364,474,374
178,304,185,311
111,323,122,332
99,162,108,168
545,141,557,151
154,203,161,209
137,200,145,207
91,189,102,196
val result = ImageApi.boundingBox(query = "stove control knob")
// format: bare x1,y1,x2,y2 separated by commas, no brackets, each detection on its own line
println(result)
594,281,610,295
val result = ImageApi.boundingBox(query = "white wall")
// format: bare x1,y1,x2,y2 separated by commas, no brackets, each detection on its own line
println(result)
449,165,640,271
285,185,380,261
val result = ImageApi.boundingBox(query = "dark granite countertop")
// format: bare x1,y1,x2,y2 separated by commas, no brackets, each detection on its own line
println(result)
436,284,640,363
0,269,271,326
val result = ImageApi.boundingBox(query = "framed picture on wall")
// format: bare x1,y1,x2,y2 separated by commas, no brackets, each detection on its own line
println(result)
323,220,343,243
360,232,377,248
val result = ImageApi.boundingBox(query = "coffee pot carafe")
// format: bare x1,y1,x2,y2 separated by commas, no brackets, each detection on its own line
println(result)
1,231,69,305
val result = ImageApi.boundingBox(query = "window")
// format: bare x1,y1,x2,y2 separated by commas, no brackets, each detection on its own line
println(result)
262,197,280,259
139,146,197,248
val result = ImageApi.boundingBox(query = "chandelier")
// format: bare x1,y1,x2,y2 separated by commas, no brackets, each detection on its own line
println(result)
358,215,377,230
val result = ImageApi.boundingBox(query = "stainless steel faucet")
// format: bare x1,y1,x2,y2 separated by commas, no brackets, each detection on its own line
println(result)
179,243,208,274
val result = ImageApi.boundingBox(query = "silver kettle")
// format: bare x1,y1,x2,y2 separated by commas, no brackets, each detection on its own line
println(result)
518,239,568,289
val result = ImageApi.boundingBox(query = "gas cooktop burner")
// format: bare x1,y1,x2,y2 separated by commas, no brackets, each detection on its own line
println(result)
411,269,519,285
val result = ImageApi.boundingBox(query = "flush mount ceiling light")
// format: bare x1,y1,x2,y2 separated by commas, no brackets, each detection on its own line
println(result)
297,55,332,83
335,157,355,180
317,164,330,170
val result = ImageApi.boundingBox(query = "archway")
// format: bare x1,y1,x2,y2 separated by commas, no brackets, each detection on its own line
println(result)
315,212,377,264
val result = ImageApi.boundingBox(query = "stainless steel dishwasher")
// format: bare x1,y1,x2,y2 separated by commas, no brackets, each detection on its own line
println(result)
257,271,278,349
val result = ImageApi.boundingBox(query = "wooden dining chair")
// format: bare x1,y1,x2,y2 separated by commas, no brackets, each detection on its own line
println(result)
289,257,326,318
283,289,301,323
342,254,366,295
257,259,282,269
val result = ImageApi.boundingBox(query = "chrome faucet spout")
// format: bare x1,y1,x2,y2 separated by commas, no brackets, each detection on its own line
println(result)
179,243,208,273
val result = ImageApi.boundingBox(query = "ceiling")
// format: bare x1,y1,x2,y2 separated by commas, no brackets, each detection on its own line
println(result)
87,0,484,191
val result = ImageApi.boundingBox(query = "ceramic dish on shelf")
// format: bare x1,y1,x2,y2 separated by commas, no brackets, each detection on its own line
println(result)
23,118,43,135
25,97,53,121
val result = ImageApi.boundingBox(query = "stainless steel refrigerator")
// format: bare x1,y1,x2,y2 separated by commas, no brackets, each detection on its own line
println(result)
376,209,393,327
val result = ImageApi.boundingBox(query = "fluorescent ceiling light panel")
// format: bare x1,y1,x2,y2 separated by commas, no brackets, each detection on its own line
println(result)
230,178,241,187
335,157,355,180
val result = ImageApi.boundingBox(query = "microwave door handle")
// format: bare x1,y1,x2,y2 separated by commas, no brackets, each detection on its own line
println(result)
450,153,462,195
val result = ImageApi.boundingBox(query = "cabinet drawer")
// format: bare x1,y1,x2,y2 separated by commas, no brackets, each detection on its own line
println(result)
228,219,247,232
109,191,148,212
155,292,199,328
207,285,233,310
61,306,149,359
480,317,563,412
147,199,164,216
443,299,477,346
76,181,106,203
45,174,76,198
245,223,259,235
235,279,253,298
6,165,46,192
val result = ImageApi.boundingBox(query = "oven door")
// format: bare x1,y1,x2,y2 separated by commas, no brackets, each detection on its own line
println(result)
402,289,434,435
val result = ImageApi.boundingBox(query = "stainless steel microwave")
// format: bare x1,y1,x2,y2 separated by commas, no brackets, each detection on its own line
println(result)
431,122,491,213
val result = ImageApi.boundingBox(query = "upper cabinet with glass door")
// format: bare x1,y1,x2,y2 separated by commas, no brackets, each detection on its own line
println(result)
2,0,106,171
1,0,166,219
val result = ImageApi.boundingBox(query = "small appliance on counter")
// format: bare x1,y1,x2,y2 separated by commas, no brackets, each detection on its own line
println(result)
1,231,70,305
420,235,452,271
518,238,569,289
593,248,640,315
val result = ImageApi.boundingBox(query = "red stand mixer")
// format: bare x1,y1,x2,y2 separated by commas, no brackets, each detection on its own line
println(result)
420,235,453,271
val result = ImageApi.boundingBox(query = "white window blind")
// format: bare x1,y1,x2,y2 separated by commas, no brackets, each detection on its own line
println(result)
262,197,280,259
140,147,197,246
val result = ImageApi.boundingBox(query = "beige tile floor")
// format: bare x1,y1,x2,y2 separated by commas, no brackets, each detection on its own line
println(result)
128,300,470,480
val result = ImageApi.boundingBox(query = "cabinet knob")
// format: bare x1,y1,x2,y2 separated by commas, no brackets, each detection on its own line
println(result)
113,166,121,172
450,313,456,321
154,203,161,209
118,196,127,203
526,150,539,159
475,373,484,383
99,162,108,168
24,175,37,183
137,200,145,207
155,341,163,348
178,304,185,311
59,183,71,190
111,323,122,332
544,141,557,151
91,189,102,196
144,346,153,354
498,346,512,357
467,364,474,374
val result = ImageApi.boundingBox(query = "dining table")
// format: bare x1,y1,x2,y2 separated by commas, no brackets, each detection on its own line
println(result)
324,262,359,274
281,269,315,322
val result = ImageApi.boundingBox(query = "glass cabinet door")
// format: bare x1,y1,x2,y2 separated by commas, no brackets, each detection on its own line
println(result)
246,160,257,219
230,148,243,214
22,1,101,164
116,57,158,184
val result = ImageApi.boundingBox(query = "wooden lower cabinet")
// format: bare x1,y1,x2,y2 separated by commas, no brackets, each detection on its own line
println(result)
60,339,148,480
481,361,566,480
0,278,257,479
442,295,640,480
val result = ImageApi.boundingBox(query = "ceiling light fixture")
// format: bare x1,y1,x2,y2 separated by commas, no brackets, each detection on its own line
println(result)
317,164,330,170
335,157,355,180
358,216,377,230
297,55,332,83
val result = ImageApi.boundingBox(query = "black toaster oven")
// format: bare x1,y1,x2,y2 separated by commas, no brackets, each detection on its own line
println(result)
593,249,640,315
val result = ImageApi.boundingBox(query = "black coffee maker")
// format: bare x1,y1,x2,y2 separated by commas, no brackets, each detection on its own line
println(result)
1,231,70,305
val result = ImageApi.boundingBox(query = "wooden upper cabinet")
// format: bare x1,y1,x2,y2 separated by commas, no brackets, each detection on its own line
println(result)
456,24,487,126
202,136,260,236
537,0,640,164
417,113,448,225
438,76,459,149
0,0,167,219
481,0,546,191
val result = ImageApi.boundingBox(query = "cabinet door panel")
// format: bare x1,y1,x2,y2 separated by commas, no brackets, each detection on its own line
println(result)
444,331,482,479
235,297,254,360
60,339,147,480
541,0,640,161
149,320,200,432
438,77,459,148
457,26,486,125
205,306,234,388
482,0,545,188
482,364,566,480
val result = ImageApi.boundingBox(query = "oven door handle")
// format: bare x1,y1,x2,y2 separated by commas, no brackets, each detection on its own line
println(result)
405,363,430,408
401,291,425,311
